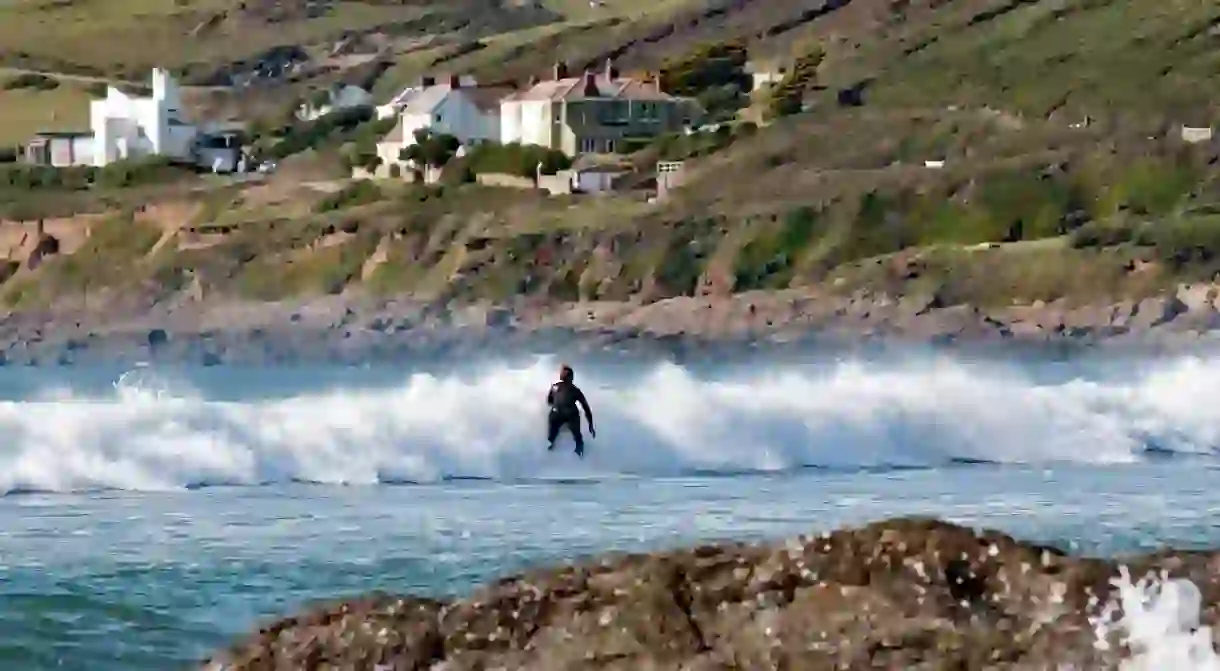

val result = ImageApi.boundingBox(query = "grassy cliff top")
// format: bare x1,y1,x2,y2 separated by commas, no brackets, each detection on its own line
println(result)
1,0,1219,314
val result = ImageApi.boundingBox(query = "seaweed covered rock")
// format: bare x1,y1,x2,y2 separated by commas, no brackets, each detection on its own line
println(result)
202,517,1220,670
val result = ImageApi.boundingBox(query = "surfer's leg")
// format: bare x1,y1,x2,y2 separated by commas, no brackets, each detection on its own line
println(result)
567,416,584,457
546,412,562,450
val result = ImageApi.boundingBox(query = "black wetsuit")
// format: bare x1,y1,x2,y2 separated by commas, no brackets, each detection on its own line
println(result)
546,380,593,455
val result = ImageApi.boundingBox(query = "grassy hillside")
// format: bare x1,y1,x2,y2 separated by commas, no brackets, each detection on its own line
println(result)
2,0,1220,312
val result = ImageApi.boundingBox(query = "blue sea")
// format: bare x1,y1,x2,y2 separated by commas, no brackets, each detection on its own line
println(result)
3,353,1220,669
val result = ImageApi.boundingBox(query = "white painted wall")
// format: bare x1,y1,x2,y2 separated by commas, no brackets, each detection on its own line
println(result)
501,100,552,147
751,72,784,91
500,100,522,145
90,68,197,167
573,169,622,193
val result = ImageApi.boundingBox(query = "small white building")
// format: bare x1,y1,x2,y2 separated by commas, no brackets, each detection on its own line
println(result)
746,61,786,92
1180,126,1214,144
569,154,629,194
24,131,94,167
376,76,509,167
90,68,199,167
87,68,245,172
297,83,373,121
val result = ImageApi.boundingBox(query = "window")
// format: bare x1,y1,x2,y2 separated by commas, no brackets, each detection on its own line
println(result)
604,139,616,153
435,113,442,123
579,137,596,153
553,105,562,122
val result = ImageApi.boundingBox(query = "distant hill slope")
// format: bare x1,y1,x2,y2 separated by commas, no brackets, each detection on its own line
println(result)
2,0,1220,318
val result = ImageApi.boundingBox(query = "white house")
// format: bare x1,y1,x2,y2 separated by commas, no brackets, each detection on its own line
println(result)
297,83,373,121
88,68,244,172
376,76,509,168
499,61,695,156
90,68,199,167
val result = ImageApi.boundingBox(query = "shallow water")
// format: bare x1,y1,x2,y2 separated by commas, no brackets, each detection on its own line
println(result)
3,354,1220,669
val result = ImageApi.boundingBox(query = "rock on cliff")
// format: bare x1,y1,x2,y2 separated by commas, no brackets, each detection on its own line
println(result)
201,517,1220,670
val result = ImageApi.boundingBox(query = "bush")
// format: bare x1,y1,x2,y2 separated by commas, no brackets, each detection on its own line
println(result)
0,164,97,190
313,180,384,213
94,156,180,189
402,130,461,169
733,207,819,290
659,41,750,122
1139,217,1220,266
266,105,375,160
3,73,59,91
465,142,571,178
1069,220,1137,249
767,44,824,120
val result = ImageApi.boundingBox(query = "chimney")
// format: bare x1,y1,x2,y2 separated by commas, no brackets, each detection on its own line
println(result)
582,70,599,97
603,58,618,80
552,61,568,80
421,75,435,87
449,74,460,88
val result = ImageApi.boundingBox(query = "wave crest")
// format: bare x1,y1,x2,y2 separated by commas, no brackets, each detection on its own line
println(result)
1,355,1218,493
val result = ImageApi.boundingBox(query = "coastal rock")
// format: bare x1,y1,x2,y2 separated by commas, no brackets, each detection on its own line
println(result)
201,518,1220,670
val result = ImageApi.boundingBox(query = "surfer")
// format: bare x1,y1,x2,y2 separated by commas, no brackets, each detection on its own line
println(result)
546,364,595,457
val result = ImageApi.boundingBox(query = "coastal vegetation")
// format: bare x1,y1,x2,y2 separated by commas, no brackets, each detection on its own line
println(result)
0,0,1219,313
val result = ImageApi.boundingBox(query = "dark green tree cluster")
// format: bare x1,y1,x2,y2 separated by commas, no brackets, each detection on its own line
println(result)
261,105,377,160
401,130,461,169
659,41,751,123
3,73,59,91
462,142,571,178
0,156,181,192
767,44,824,120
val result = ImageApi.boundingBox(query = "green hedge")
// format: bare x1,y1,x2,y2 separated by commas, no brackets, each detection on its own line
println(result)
3,73,59,91
0,156,183,192
465,142,571,178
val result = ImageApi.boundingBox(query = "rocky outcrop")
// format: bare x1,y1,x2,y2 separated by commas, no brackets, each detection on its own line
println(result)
10,283,1220,366
201,518,1220,670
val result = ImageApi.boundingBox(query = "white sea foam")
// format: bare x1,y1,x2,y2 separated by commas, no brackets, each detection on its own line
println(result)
0,355,1219,492
1087,568,1220,670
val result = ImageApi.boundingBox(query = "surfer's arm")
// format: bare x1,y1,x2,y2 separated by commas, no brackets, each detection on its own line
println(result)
576,389,594,427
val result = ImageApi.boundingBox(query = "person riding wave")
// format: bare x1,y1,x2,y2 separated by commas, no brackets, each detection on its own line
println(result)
546,364,595,457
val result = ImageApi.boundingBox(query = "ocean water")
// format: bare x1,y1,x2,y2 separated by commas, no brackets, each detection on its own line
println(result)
3,354,1220,669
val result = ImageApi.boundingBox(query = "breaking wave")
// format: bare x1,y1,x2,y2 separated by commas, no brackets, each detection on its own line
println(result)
3,354,1220,493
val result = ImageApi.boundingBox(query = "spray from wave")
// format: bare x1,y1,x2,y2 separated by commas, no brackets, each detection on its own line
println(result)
1,355,1220,493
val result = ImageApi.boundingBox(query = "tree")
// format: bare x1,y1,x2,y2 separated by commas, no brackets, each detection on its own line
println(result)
403,130,461,168
767,43,824,120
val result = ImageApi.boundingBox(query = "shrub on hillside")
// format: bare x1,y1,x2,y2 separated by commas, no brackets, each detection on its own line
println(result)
313,180,384,213
1138,216,1220,266
0,164,96,190
733,207,819,291
3,73,59,91
265,105,375,160
465,142,570,178
402,130,461,169
94,156,181,189
1068,219,1138,249
660,41,750,123
767,44,824,120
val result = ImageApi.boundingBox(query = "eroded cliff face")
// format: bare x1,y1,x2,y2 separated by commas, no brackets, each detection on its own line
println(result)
201,517,1220,670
